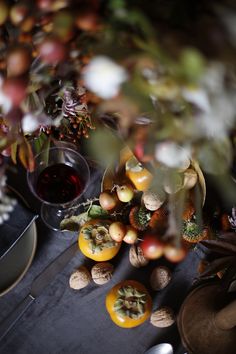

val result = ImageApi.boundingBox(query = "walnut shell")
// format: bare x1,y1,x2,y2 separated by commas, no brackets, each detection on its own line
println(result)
142,190,166,211
91,262,114,285
69,266,91,290
129,244,149,268
150,266,172,290
150,307,175,328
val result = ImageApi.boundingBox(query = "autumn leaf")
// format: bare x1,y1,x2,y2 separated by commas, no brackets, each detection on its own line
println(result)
18,139,35,172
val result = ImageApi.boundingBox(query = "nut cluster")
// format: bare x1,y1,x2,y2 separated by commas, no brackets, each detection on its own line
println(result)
69,262,114,290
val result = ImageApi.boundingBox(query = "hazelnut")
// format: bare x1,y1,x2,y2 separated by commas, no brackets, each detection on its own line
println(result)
91,262,114,285
150,266,172,290
142,190,166,211
150,307,175,328
69,266,91,290
129,244,149,268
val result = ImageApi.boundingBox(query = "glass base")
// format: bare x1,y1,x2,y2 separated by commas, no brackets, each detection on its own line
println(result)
40,203,78,235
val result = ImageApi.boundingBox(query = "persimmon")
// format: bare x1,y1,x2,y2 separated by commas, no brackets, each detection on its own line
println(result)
106,280,152,328
78,219,121,261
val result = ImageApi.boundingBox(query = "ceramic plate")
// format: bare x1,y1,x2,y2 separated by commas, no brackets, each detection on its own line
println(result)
0,187,37,296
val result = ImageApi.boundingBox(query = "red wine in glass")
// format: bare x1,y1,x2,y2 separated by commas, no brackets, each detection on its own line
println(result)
36,163,84,204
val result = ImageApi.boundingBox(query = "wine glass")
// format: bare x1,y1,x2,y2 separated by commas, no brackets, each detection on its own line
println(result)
27,146,90,231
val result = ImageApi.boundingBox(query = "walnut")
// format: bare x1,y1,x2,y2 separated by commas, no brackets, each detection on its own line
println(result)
150,266,172,290
150,307,175,328
129,244,149,268
69,266,91,290
91,262,114,285
142,190,166,211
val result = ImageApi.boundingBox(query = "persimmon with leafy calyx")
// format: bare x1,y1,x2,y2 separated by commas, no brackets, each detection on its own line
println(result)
106,280,152,328
129,206,151,231
182,220,210,244
149,206,168,231
78,219,121,261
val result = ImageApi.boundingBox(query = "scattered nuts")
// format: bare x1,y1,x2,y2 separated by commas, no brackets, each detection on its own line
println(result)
91,262,114,285
150,266,172,290
69,266,91,290
150,307,175,328
142,190,166,211
129,244,149,268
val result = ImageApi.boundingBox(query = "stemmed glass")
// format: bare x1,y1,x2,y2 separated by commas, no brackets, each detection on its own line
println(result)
27,146,90,231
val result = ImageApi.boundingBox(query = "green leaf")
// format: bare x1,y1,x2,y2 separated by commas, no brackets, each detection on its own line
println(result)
88,205,109,219
10,142,18,165
60,212,91,231
33,132,49,154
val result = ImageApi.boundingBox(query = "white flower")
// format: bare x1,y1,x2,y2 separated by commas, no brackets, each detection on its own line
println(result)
155,141,191,169
22,113,52,133
182,87,210,113
83,56,128,99
196,95,236,139
0,76,12,113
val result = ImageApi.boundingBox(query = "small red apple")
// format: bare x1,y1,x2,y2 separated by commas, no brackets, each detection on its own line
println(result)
164,243,188,263
123,226,138,244
140,234,164,260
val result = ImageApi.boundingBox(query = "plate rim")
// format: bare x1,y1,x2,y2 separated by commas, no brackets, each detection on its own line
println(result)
0,186,38,297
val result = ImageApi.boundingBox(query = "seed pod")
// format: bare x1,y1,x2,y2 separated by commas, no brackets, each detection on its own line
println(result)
150,307,175,328
69,266,91,290
91,262,114,285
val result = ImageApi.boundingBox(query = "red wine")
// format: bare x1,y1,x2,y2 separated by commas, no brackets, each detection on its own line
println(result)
36,163,83,203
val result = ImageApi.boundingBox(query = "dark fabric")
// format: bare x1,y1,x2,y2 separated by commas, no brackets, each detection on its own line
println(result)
0,164,202,354
0,192,37,259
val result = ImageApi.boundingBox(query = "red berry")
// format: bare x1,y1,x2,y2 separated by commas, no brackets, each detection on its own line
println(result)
3,78,27,106
38,37,66,64
140,234,164,260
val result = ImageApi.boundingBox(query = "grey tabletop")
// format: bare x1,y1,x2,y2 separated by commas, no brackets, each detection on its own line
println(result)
0,163,201,354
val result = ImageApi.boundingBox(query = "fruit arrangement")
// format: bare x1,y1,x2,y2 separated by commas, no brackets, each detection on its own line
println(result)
61,147,209,267
62,148,236,329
